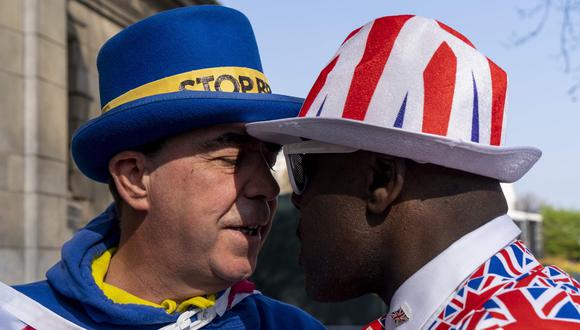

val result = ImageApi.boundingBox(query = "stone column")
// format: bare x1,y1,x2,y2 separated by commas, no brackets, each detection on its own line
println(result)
0,0,68,284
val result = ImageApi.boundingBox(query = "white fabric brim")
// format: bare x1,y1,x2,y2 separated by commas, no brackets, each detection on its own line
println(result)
246,117,541,183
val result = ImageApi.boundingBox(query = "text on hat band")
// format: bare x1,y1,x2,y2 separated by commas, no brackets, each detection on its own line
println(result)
102,66,271,113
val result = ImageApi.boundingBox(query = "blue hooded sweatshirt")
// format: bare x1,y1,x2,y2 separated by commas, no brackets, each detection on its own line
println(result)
14,205,325,330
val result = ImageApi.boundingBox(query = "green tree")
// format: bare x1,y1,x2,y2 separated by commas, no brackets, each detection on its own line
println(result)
542,206,580,261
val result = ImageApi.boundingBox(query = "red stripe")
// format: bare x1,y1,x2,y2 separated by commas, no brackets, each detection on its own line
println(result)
422,42,457,136
499,249,521,275
451,298,463,308
542,291,567,316
488,58,507,146
434,323,452,330
514,240,526,250
341,26,363,45
489,311,508,321
483,275,495,288
299,56,340,117
465,310,486,330
437,21,475,48
342,15,413,120
472,264,485,278
539,277,551,287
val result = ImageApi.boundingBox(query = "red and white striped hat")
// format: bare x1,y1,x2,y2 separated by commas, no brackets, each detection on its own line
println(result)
247,15,541,182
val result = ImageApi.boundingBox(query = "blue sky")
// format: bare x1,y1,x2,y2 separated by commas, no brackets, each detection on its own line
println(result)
222,0,580,209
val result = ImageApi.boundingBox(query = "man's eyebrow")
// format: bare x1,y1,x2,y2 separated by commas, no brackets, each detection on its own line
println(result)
200,132,253,151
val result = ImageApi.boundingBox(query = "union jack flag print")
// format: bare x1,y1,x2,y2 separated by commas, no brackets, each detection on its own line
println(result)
300,15,508,147
391,307,410,326
427,240,580,329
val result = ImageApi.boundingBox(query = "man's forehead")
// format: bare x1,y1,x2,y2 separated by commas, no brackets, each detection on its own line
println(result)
198,123,246,136
202,131,253,149
178,123,245,146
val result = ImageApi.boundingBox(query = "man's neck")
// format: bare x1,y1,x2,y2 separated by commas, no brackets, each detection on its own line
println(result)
104,247,199,304
379,192,507,304
104,215,228,304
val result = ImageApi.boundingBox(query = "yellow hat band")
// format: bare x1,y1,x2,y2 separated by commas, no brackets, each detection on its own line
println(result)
102,66,271,113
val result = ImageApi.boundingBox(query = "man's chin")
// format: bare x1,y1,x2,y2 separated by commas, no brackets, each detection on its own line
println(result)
211,259,255,284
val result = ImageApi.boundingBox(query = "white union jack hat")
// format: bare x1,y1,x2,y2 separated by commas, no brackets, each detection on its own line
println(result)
247,15,542,182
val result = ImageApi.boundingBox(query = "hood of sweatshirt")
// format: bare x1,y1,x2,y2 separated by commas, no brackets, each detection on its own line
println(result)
46,204,178,326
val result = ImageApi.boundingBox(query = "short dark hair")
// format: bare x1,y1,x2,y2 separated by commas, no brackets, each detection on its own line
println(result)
108,138,168,216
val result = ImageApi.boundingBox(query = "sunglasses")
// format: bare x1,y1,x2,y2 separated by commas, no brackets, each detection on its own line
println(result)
283,140,358,195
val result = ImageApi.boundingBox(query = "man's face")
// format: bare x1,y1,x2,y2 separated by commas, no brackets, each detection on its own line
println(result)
143,124,280,287
291,151,386,301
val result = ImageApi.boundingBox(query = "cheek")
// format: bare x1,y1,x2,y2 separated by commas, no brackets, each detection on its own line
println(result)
302,204,363,263
302,198,358,261
151,163,238,217
147,163,242,259
300,195,377,300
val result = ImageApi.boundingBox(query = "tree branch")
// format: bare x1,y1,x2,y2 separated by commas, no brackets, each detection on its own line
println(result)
513,0,580,102
512,0,552,46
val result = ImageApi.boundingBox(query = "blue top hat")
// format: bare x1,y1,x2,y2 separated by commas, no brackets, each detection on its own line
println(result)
71,5,303,183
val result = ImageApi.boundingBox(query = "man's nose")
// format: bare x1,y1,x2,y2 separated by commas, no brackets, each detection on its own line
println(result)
291,192,302,210
244,155,281,201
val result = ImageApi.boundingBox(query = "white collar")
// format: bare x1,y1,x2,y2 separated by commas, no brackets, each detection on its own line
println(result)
384,215,520,330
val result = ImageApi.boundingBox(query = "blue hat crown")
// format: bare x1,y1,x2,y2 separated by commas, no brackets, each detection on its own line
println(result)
98,5,267,110
72,5,303,183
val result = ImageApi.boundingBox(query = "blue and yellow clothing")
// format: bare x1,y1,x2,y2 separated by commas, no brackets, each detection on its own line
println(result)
91,248,216,314
13,205,324,330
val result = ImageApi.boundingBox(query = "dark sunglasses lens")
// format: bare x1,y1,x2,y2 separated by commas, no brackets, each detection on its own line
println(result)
289,154,307,193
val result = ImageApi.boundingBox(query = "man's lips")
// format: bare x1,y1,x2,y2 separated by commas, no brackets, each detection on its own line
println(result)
225,221,269,237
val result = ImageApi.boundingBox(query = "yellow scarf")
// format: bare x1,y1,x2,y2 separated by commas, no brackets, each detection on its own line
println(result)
91,248,215,314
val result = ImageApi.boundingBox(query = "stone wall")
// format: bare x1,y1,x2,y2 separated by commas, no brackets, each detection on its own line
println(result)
0,0,68,284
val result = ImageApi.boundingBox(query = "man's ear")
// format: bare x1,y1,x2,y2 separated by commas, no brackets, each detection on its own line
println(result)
367,155,405,214
108,151,150,211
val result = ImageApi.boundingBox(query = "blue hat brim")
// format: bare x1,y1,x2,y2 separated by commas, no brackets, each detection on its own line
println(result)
72,91,304,183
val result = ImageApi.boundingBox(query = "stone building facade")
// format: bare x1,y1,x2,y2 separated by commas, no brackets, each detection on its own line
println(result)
0,0,213,284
